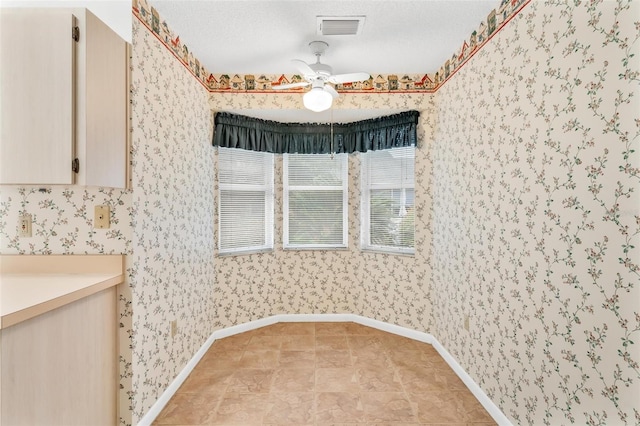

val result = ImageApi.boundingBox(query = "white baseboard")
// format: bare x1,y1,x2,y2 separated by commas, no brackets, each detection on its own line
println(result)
430,338,512,426
137,314,511,426
137,330,217,426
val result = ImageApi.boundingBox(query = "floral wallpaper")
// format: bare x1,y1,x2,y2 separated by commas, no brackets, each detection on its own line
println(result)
128,15,216,423
0,186,131,254
210,92,435,334
431,1,639,425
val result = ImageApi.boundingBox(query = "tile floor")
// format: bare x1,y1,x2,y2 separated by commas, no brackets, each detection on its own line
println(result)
154,322,496,425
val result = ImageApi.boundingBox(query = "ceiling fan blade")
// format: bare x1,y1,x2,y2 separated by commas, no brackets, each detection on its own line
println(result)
329,72,370,84
324,84,339,99
291,59,316,77
271,81,310,90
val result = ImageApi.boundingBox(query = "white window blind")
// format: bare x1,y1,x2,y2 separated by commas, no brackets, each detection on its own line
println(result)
283,153,348,249
361,147,415,254
218,148,274,255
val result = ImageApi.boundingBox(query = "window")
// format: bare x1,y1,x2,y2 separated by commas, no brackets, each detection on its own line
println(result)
218,148,274,255
283,153,348,249
361,147,415,254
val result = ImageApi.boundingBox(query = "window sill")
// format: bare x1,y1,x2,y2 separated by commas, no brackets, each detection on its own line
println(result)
217,248,274,257
283,246,349,251
360,248,415,257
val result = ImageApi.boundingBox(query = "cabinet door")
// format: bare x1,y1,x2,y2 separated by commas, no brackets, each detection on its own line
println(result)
1,287,117,425
0,10,75,185
83,10,127,188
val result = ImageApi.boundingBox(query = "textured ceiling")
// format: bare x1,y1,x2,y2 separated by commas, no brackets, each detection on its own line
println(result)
150,1,498,76
150,0,499,122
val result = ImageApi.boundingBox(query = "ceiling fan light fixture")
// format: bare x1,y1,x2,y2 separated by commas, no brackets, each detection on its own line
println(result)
303,87,333,112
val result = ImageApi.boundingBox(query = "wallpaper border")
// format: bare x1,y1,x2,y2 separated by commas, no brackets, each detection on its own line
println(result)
132,0,531,94
137,314,511,426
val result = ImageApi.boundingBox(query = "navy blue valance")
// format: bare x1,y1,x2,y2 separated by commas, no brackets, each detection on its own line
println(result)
212,110,420,154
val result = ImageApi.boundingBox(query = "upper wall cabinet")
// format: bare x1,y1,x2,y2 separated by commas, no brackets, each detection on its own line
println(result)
0,8,129,188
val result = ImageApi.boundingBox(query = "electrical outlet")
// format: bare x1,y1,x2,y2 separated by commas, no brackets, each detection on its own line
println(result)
19,214,32,237
171,320,178,338
464,314,470,331
94,205,110,229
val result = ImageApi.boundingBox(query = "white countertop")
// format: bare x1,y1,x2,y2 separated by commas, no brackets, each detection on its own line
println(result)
1,273,123,329
0,255,124,329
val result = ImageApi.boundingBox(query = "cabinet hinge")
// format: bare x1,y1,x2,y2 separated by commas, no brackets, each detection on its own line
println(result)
72,158,79,173
72,26,80,42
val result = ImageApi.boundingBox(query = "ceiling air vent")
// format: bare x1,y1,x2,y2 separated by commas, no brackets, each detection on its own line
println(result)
317,16,365,36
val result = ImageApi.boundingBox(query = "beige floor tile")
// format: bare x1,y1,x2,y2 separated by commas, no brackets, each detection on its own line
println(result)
247,335,283,350
408,391,494,423
314,424,360,426
254,322,315,336
281,334,316,350
388,349,447,370
210,333,253,351
274,322,316,335
263,392,315,424
279,350,316,368
343,322,385,335
315,392,365,422
440,369,469,391
361,423,421,426
247,325,277,336
419,345,441,357
210,393,269,424
315,322,350,335
196,350,243,370
316,349,353,368
154,392,221,424
315,335,350,350
271,368,315,393
347,334,385,350
419,424,465,426
178,368,234,394
399,366,468,393
316,367,360,392
226,368,275,393
361,392,418,422
351,347,394,368
238,350,280,369
379,334,428,352
356,366,403,392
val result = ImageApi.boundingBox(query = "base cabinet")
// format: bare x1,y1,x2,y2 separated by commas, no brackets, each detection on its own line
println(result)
0,287,116,425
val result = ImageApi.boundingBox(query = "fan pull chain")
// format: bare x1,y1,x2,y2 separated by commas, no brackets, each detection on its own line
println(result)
330,107,334,160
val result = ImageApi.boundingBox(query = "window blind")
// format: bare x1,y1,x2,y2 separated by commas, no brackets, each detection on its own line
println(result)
283,153,348,249
361,146,415,254
218,147,274,255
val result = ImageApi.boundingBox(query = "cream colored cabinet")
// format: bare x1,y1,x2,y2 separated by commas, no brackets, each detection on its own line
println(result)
0,8,128,188
0,255,124,425
1,287,117,425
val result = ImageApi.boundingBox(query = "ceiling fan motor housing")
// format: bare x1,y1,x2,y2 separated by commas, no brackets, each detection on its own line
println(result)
310,62,333,77
309,40,329,56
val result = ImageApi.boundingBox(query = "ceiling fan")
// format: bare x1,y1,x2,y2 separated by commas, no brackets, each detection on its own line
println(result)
272,41,370,112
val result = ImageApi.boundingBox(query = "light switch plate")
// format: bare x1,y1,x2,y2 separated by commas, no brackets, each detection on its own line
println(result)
94,205,110,229
19,213,32,237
